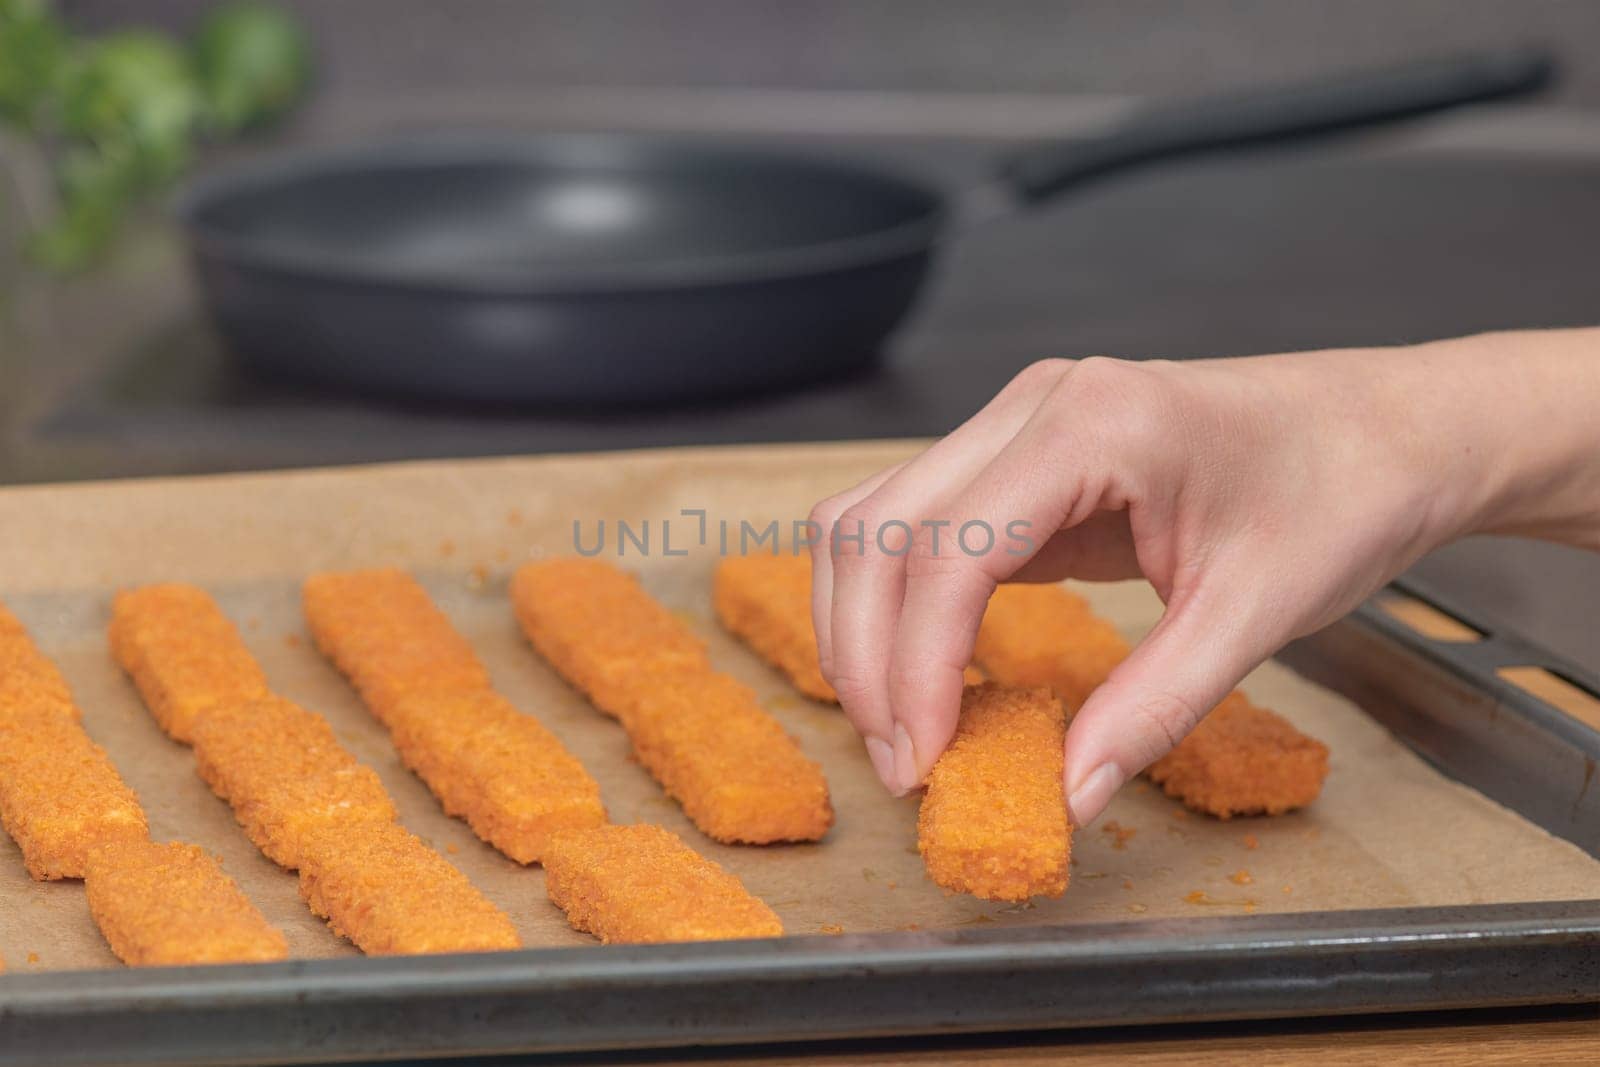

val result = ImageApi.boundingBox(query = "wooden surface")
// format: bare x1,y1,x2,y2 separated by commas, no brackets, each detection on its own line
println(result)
1378,593,1484,642
1498,666,1600,732
547,1007,1599,1066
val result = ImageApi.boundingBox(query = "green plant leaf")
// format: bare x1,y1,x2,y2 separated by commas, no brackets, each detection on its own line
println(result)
193,2,310,133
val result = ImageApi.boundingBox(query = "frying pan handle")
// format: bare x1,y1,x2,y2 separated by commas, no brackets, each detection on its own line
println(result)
998,46,1556,204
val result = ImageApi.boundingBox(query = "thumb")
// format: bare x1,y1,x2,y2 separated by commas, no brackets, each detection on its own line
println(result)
1061,589,1280,827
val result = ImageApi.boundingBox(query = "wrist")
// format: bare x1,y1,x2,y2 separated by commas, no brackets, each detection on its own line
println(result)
1403,329,1600,549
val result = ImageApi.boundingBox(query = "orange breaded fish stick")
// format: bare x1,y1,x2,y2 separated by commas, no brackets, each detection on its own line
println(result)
616,670,831,844
108,585,512,959
976,584,1329,817
385,689,604,864
302,569,604,863
84,840,287,966
511,558,708,717
714,554,982,701
189,695,396,869
713,553,835,701
0,603,79,723
1147,691,1330,818
973,583,1130,711
543,824,783,943
302,569,491,725
110,584,270,742
513,558,831,843
0,715,149,880
918,684,1070,902
0,608,150,881
297,822,520,954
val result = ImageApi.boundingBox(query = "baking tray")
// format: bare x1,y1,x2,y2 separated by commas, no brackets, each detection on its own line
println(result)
0,445,1596,1065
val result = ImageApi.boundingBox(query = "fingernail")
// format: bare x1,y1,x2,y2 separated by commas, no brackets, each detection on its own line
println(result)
1067,762,1125,828
891,722,918,796
864,737,897,791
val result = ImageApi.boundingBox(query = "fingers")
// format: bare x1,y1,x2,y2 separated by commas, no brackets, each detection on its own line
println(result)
879,510,1146,773
807,462,903,682
1060,582,1286,826
882,392,1125,792
1008,511,1142,585
818,360,1075,767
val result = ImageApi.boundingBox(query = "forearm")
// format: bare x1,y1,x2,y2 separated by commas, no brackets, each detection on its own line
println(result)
1265,328,1600,554
1407,328,1600,550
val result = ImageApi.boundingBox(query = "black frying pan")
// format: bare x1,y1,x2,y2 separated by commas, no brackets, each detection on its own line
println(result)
178,47,1553,406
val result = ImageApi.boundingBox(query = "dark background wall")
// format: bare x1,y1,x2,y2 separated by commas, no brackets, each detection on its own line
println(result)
60,1,1600,108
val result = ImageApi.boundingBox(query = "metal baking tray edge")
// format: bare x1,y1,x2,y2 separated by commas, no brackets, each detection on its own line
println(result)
1,580,1597,1067
1279,577,1600,857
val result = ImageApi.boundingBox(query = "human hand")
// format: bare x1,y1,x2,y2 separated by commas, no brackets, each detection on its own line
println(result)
807,329,1600,825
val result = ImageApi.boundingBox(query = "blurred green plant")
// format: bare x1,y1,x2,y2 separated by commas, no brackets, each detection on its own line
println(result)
0,0,311,272
0,0,68,130
194,2,310,134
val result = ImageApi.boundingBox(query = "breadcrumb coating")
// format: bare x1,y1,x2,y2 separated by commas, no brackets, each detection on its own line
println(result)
0,604,148,882
297,821,520,954
386,688,605,864
511,559,708,717
302,569,491,726
513,558,831,843
714,554,983,701
302,568,605,863
109,584,271,742
713,554,836,701
976,584,1330,817
973,583,1130,710
84,840,287,966
0,630,149,880
0,716,149,880
1147,691,1330,818
615,670,832,844
542,824,783,943
110,583,516,958
918,684,1070,902
0,603,79,724
189,695,396,869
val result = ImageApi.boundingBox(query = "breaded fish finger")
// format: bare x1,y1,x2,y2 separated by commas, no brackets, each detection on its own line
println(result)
0,608,149,880
0,714,149,881
918,683,1070,902
302,569,491,726
973,583,1130,711
543,823,783,943
976,583,1329,817
713,553,836,701
386,689,605,864
84,840,288,966
302,568,604,863
110,584,271,742
297,821,520,955
0,603,79,724
617,670,832,844
714,554,983,701
190,695,396,869
1147,691,1330,818
111,583,513,957
511,558,708,717
513,558,831,843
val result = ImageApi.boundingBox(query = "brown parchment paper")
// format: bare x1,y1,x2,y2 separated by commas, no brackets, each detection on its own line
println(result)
0,440,1596,973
